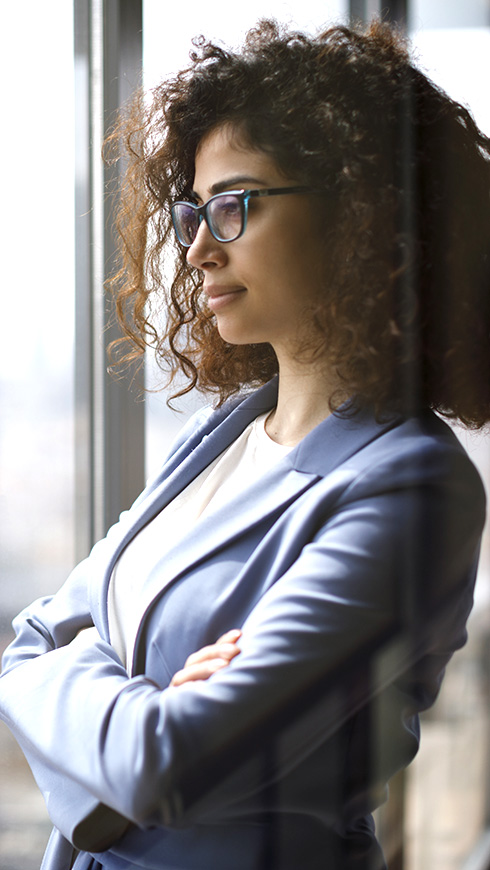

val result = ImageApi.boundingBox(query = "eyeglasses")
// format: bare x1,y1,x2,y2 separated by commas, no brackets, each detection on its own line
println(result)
171,186,318,247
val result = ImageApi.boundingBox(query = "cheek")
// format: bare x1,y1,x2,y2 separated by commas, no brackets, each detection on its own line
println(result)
270,234,323,295
240,207,325,295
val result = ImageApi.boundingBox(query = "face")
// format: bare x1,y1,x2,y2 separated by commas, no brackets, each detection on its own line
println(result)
186,125,325,361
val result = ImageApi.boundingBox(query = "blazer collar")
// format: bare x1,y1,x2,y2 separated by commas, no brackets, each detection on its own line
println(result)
150,376,402,486
211,376,403,477
289,402,403,477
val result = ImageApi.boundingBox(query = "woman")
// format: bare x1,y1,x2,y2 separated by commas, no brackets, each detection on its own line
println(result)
1,19,490,870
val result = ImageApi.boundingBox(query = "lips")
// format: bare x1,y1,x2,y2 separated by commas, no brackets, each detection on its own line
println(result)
203,284,246,312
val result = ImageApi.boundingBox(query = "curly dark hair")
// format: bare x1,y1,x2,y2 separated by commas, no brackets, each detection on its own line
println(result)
106,18,490,426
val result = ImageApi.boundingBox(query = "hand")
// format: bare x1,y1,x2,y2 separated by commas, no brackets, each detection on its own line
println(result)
170,629,241,687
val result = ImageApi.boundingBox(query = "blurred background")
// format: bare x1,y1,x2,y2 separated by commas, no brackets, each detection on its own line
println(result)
0,1,489,867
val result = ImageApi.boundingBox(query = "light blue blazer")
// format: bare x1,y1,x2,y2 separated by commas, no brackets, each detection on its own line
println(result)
0,378,485,870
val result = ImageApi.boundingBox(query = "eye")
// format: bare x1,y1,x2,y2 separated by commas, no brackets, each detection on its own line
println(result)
214,194,241,216
208,194,243,240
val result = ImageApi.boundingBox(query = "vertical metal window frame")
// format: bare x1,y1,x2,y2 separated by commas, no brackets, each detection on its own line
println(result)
349,0,407,24
74,0,145,560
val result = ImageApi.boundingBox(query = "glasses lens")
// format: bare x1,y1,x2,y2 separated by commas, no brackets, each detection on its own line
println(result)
208,194,243,241
172,203,198,246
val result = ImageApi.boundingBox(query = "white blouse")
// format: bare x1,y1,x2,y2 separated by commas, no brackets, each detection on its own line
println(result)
108,412,291,667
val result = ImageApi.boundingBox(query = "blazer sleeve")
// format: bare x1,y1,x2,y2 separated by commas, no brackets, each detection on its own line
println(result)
0,403,217,849
0,521,137,848
0,437,484,852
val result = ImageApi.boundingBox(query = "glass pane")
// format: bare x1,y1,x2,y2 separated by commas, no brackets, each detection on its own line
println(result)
410,0,490,30
0,2,75,868
405,11,490,869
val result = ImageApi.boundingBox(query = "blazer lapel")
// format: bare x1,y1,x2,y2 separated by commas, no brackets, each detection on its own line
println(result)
89,380,280,638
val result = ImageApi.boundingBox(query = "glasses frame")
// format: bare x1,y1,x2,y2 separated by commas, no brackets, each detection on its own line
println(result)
171,186,318,247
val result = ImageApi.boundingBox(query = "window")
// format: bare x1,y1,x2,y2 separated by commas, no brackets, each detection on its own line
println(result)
0,2,75,867
1,3,489,868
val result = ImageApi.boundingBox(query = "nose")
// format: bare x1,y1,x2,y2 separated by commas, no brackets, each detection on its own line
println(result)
186,220,227,271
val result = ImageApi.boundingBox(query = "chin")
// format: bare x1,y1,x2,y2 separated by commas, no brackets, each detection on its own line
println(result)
215,321,264,347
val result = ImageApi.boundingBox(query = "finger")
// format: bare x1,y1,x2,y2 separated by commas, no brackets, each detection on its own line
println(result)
184,641,241,668
216,629,242,644
170,657,229,687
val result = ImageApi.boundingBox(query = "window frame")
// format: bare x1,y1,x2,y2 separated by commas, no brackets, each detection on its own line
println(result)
74,0,145,559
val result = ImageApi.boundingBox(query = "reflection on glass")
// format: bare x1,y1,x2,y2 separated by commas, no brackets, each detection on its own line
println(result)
403,14,490,870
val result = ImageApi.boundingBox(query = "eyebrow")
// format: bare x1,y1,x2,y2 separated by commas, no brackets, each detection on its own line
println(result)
191,175,268,202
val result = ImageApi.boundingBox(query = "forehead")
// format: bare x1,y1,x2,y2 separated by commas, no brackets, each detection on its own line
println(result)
192,124,289,199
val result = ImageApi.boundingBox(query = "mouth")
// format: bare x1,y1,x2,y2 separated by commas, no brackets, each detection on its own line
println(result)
203,285,246,312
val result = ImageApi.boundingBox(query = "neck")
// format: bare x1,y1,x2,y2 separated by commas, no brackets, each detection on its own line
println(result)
265,356,342,446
